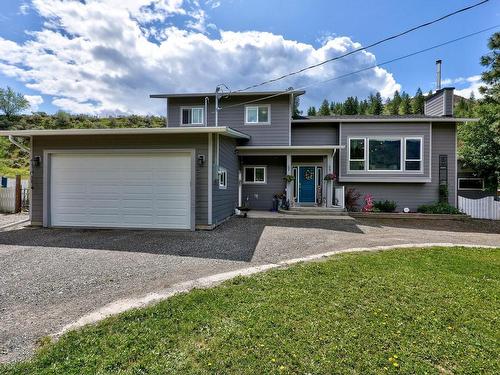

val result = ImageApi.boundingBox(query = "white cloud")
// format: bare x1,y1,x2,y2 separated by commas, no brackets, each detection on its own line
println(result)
444,75,483,99
19,3,30,15
0,0,400,115
24,95,44,111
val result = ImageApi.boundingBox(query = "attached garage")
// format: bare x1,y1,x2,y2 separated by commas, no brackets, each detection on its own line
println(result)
46,150,194,229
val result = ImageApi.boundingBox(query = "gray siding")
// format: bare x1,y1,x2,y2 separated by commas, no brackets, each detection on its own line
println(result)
424,88,454,116
31,134,210,226
241,156,286,210
343,122,457,211
339,122,431,181
291,123,338,145
167,95,292,146
212,135,239,224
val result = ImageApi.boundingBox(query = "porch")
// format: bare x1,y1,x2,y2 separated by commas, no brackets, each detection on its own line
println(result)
235,145,345,211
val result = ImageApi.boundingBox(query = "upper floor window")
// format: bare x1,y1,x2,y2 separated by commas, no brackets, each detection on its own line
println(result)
245,105,270,125
348,137,423,173
181,107,204,126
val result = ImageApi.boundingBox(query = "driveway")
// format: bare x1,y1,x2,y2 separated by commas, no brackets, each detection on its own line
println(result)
1,217,499,363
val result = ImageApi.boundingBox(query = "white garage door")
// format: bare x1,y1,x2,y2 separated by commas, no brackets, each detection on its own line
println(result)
49,152,192,229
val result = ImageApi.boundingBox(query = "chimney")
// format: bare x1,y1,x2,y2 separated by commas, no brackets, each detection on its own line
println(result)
436,59,442,91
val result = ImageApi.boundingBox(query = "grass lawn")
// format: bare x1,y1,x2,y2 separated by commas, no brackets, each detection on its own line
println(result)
4,246,499,374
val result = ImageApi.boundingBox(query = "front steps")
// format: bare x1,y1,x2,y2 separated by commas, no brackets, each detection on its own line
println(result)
279,206,349,216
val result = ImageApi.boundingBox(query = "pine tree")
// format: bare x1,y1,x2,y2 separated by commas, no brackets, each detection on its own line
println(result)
412,88,425,114
332,102,343,115
359,99,369,115
389,90,402,115
307,106,317,116
368,92,383,115
343,96,359,115
292,95,302,118
318,99,331,116
400,92,412,115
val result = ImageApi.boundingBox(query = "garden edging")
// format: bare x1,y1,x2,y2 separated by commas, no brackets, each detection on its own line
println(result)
349,212,468,220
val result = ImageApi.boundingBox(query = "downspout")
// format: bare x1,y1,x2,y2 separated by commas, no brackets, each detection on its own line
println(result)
8,135,30,153
204,97,209,126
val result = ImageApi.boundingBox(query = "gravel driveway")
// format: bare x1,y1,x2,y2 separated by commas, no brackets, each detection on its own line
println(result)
1,217,499,363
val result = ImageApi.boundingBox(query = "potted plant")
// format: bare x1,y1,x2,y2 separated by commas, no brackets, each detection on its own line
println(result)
283,174,295,182
324,172,337,185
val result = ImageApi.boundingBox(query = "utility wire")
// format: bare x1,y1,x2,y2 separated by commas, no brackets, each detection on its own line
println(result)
220,25,499,110
232,0,491,93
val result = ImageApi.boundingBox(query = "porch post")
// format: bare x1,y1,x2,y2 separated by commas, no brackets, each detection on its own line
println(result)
327,152,334,207
286,154,292,205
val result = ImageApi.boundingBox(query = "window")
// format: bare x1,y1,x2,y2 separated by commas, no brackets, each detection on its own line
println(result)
404,138,422,171
243,166,266,184
458,178,484,190
245,105,270,124
181,107,204,125
218,167,227,189
369,139,401,171
349,138,365,171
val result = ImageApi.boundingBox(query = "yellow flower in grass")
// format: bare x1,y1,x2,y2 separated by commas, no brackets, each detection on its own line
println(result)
393,362,399,367
279,365,286,371
271,358,276,363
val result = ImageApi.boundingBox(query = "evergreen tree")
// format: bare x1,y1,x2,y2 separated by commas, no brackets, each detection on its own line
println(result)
389,90,402,115
318,99,331,116
359,99,369,115
400,92,412,115
307,106,317,116
292,95,302,118
343,96,359,115
412,88,425,114
368,92,383,115
332,102,343,115
478,31,499,102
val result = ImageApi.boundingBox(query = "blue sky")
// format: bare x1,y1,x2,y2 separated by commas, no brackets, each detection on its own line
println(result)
0,0,498,115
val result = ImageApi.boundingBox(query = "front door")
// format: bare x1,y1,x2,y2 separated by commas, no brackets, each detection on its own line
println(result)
299,166,316,204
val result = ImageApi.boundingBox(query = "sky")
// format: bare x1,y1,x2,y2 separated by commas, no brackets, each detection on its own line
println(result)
0,0,498,115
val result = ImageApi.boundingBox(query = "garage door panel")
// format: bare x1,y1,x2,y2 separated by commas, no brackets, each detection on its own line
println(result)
49,152,192,229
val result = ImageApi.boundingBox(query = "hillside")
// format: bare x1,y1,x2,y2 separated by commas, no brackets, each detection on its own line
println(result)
0,113,165,178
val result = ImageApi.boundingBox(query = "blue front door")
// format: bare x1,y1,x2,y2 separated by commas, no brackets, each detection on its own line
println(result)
299,166,315,203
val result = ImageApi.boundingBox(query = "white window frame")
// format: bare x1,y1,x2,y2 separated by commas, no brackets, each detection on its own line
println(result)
458,177,484,190
348,138,366,172
180,106,205,126
218,167,228,189
404,137,423,173
243,166,267,184
368,137,403,172
244,105,271,125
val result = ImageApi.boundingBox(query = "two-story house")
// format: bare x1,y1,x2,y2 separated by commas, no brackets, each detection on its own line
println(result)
2,87,469,230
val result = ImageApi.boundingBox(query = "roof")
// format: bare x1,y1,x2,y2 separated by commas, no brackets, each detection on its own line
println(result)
150,90,306,99
292,114,478,123
0,126,250,139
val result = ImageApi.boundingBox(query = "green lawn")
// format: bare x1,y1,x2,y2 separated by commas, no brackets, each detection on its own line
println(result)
4,247,499,374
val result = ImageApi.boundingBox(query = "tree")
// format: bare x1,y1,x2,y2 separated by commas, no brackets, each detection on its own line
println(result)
412,88,425,114
318,99,331,116
400,91,412,115
307,106,317,116
0,87,30,118
358,99,369,115
292,95,302,118
388,90,401,115
368,92,383,115
479,31,499,102
343,96,359,115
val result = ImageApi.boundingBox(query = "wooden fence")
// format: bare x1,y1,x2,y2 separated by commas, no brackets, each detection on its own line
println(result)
458,196,500,220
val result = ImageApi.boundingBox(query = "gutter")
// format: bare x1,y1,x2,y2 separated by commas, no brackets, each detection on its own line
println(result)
8,135,30,153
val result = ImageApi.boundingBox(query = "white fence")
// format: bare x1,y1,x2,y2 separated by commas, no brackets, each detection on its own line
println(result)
334,186,345,209
458,196,500,220
0,188,16,213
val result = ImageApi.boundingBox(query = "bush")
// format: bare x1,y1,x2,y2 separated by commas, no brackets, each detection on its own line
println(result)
417,202,462,215
345,188,361,212
373,200,397,212
439,184,448,203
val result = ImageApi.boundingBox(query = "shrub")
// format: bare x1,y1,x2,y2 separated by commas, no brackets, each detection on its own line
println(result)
345,188,361,211
417,202,462,215
362,194,374,212
373,200,397,213
439,184,448,203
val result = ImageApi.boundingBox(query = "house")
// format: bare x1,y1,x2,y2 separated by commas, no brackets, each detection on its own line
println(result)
1,87,472,230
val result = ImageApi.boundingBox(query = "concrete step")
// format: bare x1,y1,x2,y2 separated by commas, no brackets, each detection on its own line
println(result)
279,207,349,216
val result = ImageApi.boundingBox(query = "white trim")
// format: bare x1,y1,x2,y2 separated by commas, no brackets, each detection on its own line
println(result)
243,165,267,184
218,166,228,190
42,148,196,230
429,122,432,180
236,145,343,150
208,134,213,225
347,137,366,172
295,165,318,204
403,137,423,172
244,104,271,125
338,122,342,180
339,177,431,183
0,126,250,139
288,93,292,146
180,106,205,126
458,178,484,191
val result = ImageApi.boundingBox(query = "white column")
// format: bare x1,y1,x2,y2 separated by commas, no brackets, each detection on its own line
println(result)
327,152,334,207
286,154,292,204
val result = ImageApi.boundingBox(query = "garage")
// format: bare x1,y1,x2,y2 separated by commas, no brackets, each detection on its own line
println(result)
47,151,193,229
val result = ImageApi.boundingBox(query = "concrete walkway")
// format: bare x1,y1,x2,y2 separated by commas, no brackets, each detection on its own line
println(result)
0,217,499,363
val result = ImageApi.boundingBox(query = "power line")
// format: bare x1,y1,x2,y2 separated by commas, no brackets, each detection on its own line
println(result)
232,0,491,93
220,25,499,110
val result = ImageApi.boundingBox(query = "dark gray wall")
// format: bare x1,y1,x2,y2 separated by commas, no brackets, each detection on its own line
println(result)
167,95,292,146
339,122,431,181
212,135,239,224
31,134,210,226
241,156,286,210
343,122,457,211
291,123,338,145
424,88,454,117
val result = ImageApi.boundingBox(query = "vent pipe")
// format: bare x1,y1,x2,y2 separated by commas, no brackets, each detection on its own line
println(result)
436,59,442,91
